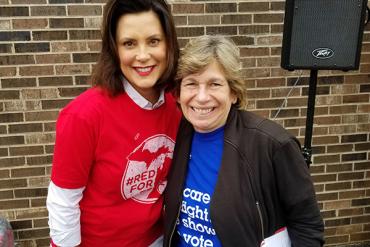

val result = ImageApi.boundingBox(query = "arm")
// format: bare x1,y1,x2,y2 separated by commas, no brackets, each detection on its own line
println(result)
47,181,84,247
273,139,324,247
48,109,97,246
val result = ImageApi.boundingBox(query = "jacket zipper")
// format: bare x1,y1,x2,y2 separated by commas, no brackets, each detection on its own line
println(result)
256,201,265,240
168,202,181,246
226,139,265,242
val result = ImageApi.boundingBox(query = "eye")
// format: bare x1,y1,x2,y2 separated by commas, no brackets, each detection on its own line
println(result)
149,38,160,46
210,81,223,88
210,82,222,87
123,40,135,48
182,80,197,88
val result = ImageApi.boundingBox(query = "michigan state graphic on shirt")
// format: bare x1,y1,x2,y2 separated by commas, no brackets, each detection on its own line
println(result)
121,134,175,204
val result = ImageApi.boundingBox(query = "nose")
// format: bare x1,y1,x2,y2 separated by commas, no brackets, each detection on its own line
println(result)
195,86,210,102
136,45,150,62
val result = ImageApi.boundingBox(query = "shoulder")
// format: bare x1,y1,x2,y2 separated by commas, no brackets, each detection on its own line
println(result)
164,92,178,109
229,108,295,146
164,92,182,117
59,87,111,120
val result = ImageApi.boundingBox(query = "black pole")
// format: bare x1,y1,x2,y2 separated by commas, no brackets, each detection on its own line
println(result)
302,69,318,167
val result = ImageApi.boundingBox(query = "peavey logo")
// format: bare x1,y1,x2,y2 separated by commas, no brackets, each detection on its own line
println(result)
312,48,334,59
121,134,175,204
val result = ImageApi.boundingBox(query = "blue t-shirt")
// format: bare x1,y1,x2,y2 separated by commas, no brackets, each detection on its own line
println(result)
176,127,224,247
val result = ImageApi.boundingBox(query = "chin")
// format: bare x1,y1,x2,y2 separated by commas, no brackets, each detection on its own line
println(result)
194,126,211,133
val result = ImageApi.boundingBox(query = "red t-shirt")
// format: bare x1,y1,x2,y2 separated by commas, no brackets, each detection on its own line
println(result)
51,87,181,246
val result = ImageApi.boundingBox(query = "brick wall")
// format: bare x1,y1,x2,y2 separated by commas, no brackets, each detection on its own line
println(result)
0,0,369,246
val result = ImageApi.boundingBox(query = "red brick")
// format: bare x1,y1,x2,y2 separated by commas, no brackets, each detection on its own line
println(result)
324,235,349,245
336,223,363,234
9,145,44,156
313,154,340,164
271,24,283,33
239,25,269,35
188,15,220,25
17,228,49,239
325,182,352,191
240,47,269,57
326,163,353,173
0,199,29,210
325,217,351,227
0,157,25,168
30,6,66,16
254,13,284,23
33,30,68,40
312,136,339,145
11,220,32,229
339,189,366,199
338,172,365,181
36,54,70,64
0,6,29,16
344,74,370,84
206,26,237,35
51,41,87,52
11,167,45,177
172,3,204,14
12,18,48,29
19,65,54,76
206,3,236,13
350,231,370,241
343,94,369,104
312,174,337,183
354,161,370,170
26,155,52,166
0,178,27,189
0,190,13,199
69,30,100,40
239,2,269,12
0,67,16,77
329,125,357,135
32,198,47,208
242,68,270,78
55,64,90,75
222,14,252,24
316,192,338,201
353,180,370,189
67,5,102,16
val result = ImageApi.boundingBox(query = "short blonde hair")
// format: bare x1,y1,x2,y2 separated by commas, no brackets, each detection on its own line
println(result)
176,35,247,109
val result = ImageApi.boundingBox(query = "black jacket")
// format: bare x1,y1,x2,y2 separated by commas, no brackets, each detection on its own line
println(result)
163,106,324,246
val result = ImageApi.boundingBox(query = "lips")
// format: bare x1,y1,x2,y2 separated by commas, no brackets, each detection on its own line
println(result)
134,66,155,76
192,107,214,114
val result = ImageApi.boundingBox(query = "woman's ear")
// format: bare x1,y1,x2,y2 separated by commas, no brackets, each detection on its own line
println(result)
231,93,237,104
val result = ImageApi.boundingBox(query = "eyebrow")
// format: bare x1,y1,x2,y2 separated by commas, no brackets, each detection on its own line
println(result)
183,77,226,83
117,34,163,42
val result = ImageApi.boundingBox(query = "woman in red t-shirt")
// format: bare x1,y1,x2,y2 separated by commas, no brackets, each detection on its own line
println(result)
46,1,181,246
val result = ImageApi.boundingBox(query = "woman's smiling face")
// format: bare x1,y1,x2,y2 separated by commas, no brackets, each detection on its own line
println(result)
115,10,167,103
179,60,237,133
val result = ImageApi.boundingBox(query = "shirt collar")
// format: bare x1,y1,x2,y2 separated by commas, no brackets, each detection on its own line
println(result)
123,78,165,110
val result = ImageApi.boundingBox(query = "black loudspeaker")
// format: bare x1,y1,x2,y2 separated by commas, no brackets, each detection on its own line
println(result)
281,0,368,71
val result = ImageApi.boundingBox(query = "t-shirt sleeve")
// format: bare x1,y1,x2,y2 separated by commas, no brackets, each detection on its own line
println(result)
51,111,97,189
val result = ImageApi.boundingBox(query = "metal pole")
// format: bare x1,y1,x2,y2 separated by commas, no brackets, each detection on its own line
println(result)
302,69,318,167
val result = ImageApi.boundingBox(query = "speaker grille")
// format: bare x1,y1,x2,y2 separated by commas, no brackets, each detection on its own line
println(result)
281,0,368,70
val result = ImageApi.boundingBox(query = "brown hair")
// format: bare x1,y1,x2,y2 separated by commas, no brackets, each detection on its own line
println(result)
176,35,247,109
91,0,179,96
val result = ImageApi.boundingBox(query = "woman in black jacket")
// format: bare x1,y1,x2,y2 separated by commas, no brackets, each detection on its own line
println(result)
163,35,324,247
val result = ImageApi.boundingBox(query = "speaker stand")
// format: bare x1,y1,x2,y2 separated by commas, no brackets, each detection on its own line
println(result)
302,69,318,167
